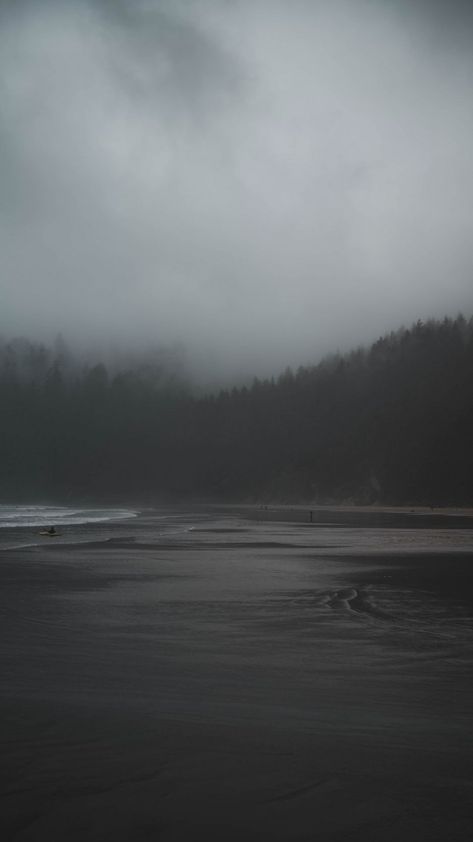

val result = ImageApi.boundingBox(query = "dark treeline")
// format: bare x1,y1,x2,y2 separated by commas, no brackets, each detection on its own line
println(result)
1,315,473,505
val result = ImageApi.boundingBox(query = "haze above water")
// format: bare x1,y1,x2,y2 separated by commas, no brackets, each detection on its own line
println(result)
2,0,473,379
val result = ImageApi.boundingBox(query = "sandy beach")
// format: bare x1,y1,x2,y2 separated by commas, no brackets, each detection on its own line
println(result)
1,504,473,840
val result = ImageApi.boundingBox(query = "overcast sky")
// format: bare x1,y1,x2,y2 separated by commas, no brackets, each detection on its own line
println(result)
1,0,473,379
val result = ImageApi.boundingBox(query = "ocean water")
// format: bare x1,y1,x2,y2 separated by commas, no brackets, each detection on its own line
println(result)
0,504,137,529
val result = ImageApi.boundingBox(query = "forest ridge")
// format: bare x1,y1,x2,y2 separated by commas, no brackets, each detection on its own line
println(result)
1,315,472,505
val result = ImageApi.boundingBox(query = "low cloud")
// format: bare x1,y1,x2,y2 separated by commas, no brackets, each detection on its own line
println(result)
1,0,473,379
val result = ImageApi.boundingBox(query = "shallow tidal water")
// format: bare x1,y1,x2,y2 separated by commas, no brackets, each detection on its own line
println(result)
1,505,473,840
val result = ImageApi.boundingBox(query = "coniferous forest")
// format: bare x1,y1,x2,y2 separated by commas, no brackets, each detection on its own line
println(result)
1,315,472,506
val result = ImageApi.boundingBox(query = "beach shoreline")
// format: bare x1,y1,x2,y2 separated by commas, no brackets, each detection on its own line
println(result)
1,504,473,840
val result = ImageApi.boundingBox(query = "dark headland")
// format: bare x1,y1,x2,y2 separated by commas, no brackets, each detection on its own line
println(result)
2,316,473,507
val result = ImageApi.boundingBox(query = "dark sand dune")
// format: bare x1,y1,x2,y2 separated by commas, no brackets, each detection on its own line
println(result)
1,505,473,840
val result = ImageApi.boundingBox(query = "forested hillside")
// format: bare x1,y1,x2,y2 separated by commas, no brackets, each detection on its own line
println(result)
1,316,472,505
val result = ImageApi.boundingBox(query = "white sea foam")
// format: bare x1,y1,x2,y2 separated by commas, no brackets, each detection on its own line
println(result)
0,505,137,529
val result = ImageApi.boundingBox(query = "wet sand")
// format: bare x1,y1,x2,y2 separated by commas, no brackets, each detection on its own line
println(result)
1,505,473,840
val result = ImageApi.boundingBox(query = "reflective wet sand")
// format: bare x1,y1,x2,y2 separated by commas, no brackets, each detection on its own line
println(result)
1,506,473,840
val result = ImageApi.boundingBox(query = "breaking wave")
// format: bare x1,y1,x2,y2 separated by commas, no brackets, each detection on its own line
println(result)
0,505,137,529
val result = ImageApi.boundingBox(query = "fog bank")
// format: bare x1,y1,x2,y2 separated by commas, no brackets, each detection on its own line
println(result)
1,0,473,379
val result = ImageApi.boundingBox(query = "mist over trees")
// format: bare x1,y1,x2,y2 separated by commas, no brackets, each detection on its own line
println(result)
1,315,472,506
